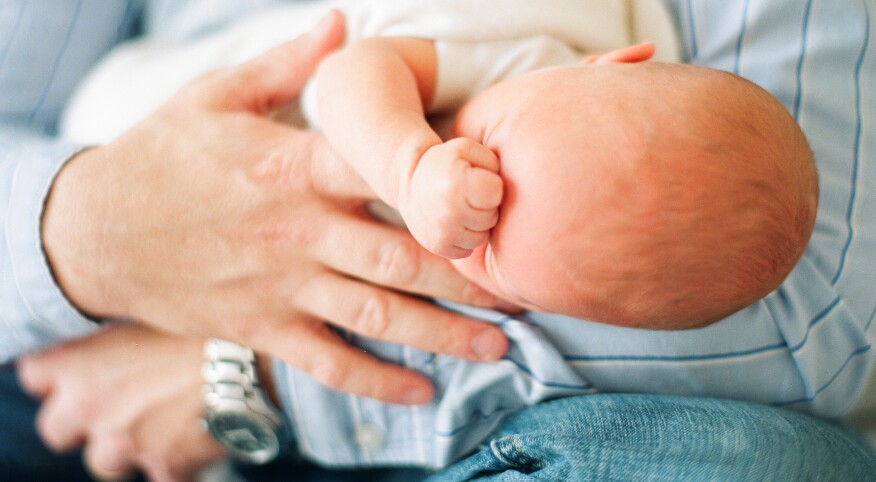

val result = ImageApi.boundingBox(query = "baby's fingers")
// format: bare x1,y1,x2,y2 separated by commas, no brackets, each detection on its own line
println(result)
453,228,490,250
463,206,499,232
444,137,499,172
465,167,503,210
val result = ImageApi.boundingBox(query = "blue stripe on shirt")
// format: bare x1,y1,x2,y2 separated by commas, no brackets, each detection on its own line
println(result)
774,344,872,406
0,2,25,71
684,0,698,59
563,342,787,363
788,296,842,352
733,0,750,75
27,0,85,127
833,1,871,286
501,356,594,390
791,0,813,120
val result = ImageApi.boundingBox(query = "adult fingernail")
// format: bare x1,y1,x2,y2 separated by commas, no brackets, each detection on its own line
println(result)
464,282,496,308
471,328,507,361
401,385,434,405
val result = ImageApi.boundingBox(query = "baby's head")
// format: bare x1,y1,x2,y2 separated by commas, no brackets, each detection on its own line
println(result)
452,47,818,328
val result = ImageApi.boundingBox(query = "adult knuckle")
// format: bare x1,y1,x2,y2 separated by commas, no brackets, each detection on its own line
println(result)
252,217,318,251
377,240,420,285
69,389,101,424
93,434,134,471
352,294,391,339
36,412,65,451
440,317,473,353
310,358,348,391
225,314,266,346
248,145,311,188
178,69,225,103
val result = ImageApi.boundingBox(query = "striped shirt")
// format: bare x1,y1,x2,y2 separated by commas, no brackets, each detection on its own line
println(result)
1,0,873,468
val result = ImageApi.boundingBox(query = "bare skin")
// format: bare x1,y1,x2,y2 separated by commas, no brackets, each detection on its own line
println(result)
318,36,816,328
40,12,508,407
317,37,503,259
19,325,217,482
316,41,656,262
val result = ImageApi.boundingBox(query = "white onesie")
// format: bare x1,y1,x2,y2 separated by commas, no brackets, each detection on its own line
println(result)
61,0,680,143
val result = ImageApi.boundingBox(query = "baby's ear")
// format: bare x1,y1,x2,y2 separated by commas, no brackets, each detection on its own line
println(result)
582,42,655,65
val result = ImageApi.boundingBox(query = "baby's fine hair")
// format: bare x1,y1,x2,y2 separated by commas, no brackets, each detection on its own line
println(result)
602,64,819,327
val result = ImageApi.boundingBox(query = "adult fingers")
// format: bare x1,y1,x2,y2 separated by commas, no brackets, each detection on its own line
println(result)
83,435,138,482
133,393,226,482
20,351,90,452
197,10,345,113
16,354,54,399
35,395,86,452
293,272,507,362
245,317,435,404
311,210,499,309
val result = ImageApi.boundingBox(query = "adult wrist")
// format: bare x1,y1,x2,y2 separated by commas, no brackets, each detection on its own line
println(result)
41,146,125,319
255,352,280,407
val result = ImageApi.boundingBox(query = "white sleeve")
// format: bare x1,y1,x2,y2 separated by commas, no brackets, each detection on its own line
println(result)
430,36,581,114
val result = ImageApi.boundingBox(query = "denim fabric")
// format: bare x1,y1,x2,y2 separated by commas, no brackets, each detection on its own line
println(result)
427,394,876,481
3,366,873,482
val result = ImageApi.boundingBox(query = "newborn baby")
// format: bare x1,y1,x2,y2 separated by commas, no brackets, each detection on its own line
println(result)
316,35,818,329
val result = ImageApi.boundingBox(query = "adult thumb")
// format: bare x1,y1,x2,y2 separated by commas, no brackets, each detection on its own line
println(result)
211,10,345,114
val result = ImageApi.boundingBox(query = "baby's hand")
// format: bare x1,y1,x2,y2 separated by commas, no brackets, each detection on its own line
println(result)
400,138,503,259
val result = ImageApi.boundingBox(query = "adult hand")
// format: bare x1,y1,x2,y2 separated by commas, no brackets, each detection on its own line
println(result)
17,324,223,482
41,11,507,405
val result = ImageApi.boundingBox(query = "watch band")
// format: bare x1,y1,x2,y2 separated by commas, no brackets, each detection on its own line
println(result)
202,339,284,465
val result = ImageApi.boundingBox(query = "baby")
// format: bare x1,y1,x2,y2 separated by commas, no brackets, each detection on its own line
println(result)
315,33,818,329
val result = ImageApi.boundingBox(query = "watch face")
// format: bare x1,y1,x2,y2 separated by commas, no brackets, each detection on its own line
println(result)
209,411,280,464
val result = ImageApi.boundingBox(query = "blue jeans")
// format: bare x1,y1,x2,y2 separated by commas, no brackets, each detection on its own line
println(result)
428,394,876,481
2,366,874,481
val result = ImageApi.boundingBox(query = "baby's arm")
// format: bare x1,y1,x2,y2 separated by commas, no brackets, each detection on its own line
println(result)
316,37,503,259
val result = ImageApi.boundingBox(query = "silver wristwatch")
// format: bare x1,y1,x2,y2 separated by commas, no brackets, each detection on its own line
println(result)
202,339,284,465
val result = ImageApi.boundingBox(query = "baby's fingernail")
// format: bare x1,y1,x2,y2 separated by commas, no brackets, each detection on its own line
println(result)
472,328,507,361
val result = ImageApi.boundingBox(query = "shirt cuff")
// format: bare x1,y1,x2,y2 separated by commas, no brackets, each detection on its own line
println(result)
2,139,100,359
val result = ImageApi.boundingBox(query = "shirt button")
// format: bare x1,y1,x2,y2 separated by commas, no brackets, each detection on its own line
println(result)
353,423,385,450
